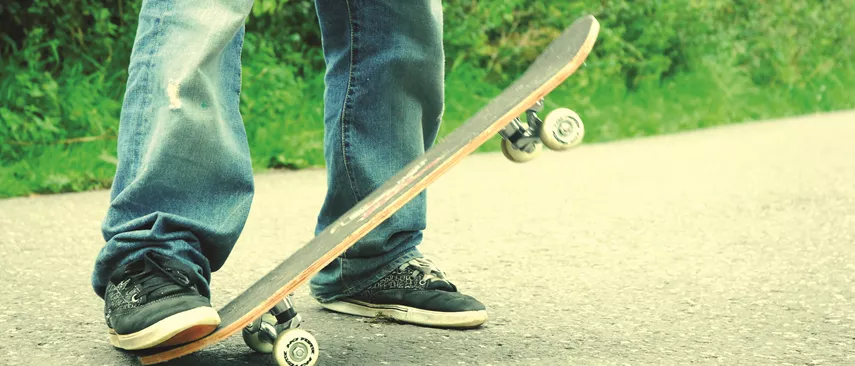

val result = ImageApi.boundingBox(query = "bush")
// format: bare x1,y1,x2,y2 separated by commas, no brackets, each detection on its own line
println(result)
1,0,853,197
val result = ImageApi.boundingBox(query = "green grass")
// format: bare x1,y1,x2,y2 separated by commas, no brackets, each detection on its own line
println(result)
0,140,117,197
4,0,852,199
3,59,852,199
449,58,855,154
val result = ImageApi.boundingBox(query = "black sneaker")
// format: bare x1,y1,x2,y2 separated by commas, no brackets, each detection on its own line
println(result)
318,257,488,328
103,251,220,350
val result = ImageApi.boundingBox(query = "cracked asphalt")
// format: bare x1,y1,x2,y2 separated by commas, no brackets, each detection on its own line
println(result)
1,110,854,365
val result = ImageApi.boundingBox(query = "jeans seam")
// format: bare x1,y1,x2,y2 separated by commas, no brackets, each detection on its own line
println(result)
234,26,245,96
337,0,362,277
340,0,362,208
131,2,171,177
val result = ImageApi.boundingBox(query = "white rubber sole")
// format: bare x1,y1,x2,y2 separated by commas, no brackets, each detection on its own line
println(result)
319,299,488,328
108,306,221,350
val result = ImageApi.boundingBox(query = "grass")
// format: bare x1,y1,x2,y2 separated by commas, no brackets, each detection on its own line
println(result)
1,58,853,199
5,0,854,199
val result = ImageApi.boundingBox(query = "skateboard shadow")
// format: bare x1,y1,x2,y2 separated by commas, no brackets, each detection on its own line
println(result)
148,351,356,366
156,353,273,366
127,346,343,366
122,349,276,366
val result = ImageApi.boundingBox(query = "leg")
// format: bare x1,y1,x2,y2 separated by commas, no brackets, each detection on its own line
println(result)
310,0,445,301
310,0,487,328
91,0,254,350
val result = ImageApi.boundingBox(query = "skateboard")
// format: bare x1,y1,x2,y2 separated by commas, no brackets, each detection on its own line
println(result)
136,14,599,366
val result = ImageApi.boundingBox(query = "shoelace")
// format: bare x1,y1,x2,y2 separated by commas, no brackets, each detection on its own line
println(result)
400,257,448,285
129,254,193,302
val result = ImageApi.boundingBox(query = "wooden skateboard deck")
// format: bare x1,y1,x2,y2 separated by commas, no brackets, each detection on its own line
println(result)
138,14,599,365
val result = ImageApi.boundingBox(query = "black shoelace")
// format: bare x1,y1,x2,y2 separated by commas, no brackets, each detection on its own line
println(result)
128,253,193,302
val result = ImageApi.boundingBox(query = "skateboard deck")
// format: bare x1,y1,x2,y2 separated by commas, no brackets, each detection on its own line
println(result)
137,14,599,365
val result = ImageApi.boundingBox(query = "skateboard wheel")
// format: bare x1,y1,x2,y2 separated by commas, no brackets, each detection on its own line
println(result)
501,138,542,163
242,313,276,353
273,328,319,366
540,108,584,150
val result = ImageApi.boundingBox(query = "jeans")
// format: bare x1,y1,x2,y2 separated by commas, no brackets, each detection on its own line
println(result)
91,0,444,303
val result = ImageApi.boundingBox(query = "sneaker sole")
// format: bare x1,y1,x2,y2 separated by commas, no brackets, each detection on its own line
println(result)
319,298,488,328
109,306,221,350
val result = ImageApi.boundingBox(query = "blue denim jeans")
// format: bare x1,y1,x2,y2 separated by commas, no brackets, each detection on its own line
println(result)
91,0,444,303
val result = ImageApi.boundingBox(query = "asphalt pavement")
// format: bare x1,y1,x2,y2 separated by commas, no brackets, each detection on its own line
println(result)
1,110,853,365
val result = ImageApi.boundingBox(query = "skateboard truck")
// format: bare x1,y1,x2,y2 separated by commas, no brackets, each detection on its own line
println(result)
499,98,585,163
241,295,319,366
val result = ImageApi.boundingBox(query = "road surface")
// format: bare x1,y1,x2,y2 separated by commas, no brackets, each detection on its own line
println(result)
1,110,853,365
